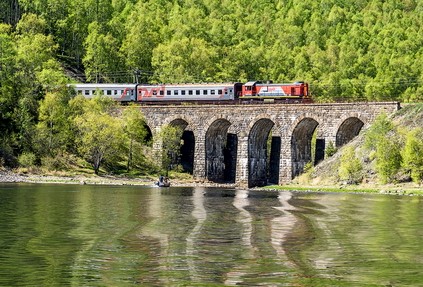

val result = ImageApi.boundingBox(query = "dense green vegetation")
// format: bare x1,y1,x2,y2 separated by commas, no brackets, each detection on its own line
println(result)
1,0,422,175
2,0,423,99
298,104,423,187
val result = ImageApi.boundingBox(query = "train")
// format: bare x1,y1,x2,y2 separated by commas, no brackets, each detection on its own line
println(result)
68,81,310,104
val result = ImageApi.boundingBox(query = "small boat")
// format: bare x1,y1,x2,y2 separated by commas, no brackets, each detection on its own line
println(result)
156,181,170,187
156,176,170,187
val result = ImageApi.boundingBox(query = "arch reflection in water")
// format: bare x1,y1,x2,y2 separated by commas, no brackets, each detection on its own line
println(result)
224,189,253,285
271,191,298,269
186,187,207,281
137,188,171,285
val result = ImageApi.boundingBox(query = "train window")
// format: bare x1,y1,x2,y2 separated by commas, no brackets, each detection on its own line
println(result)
181,90,186,95
218,90,222,95
196,90,200,95
107,90,112,95
203,90,208,95
188,90,193,95
159,90,164,96
84,90,90,96
174,90,179,95
153,90,157,96
211,90,215,95
229,89,233,93
167,90,171,95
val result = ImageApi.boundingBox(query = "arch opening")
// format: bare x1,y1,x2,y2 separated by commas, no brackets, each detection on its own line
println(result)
248,119,279,188
336,117,364,147
205,119,237,183
291,118,319,179
169,119,195,174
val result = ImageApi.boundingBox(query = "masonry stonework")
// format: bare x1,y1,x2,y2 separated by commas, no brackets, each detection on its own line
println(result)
141,102,400,187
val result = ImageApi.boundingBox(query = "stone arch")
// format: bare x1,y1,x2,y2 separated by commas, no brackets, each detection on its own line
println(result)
336,117,364,147
140,122,153,147
168,118,189,129
168,118,195,174
291,117,319,178
205,119,236,183
248,118,278,187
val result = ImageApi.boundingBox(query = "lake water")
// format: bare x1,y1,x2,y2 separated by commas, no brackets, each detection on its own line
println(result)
0,183,422,286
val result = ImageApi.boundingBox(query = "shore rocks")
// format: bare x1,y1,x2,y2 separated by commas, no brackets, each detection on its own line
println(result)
0,171,27,183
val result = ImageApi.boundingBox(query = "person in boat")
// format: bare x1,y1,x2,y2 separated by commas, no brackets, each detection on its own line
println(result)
156,175,170,186
156,175,163,186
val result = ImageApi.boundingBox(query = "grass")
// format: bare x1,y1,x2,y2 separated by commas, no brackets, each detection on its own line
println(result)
263,183,423,196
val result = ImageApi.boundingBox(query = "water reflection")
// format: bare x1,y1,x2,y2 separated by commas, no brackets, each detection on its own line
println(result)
186,187,206,281
272,191,298,269
1,184,423,286
224,189,253,285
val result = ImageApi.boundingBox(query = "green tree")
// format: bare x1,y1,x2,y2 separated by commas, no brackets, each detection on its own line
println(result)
35,88,74,159
36,59,68,89
0,24,17,136
402,128,423,184
375,134,402,183
152,37,218,83
365,113,402,183
73,95,124,174
122,105,149,171
325,140,337,158
83,21,123,82
339,146,362,184
157,125,184,175
364,113,395,150
120,1,166,82
13,14,60,153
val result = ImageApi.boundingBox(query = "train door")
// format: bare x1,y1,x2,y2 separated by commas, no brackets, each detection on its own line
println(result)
233,83,243,99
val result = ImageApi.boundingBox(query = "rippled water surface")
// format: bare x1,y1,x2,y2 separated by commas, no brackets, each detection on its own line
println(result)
0,183,422,286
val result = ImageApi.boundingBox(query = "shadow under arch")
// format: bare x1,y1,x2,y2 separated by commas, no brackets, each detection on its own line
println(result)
336,117,364,147
248,118,279,188
169,119,194,174
291,118,319,179
205,119,237,183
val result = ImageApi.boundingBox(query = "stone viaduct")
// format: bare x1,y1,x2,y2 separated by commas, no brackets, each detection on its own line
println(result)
140,102,400,187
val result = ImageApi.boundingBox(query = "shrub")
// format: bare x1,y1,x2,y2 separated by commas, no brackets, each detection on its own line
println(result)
364,113,395,151
325,140,337,158
339,146,362,184
375,134,402,184
18,152,37,168
402,128,423,184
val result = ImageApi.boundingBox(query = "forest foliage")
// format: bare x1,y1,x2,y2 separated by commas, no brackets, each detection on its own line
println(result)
1,0,423,176
1,0,423,101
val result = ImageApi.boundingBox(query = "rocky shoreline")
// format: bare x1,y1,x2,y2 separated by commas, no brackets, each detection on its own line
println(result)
1,170,420,195
0,170,237,188
0,170,151,185
0,170,27,183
